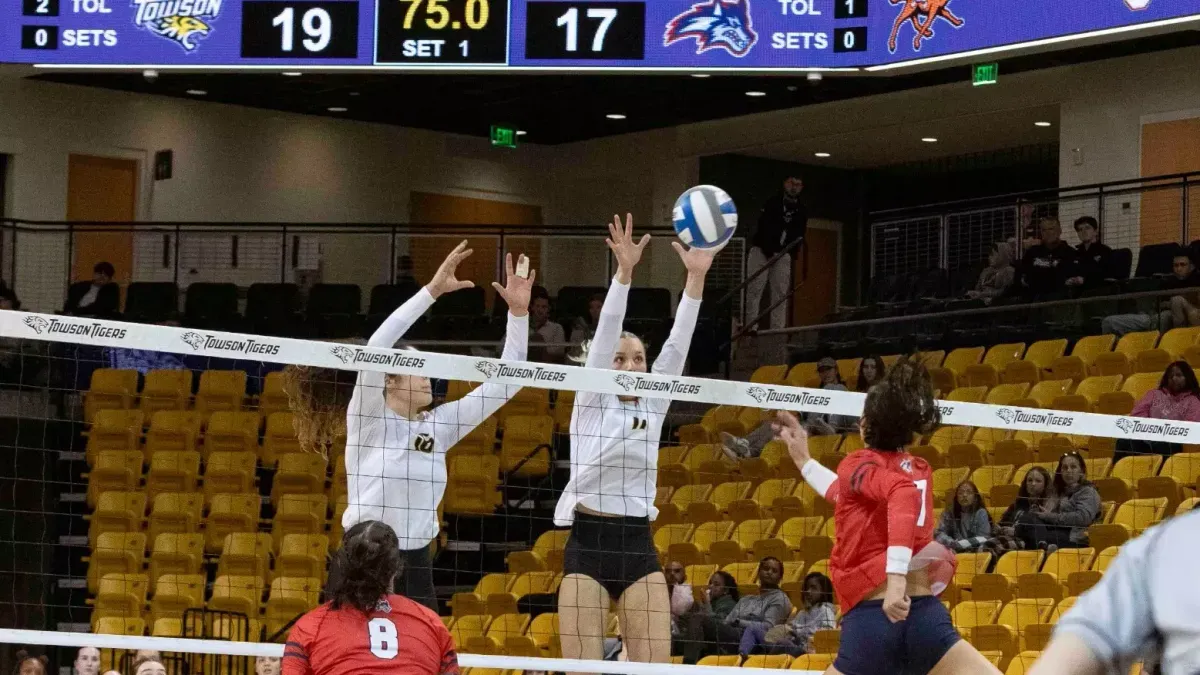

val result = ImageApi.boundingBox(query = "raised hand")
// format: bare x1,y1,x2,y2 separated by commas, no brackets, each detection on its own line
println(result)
492,252,536,318
606,213,650,283
427,240,475,299
773,411,811,468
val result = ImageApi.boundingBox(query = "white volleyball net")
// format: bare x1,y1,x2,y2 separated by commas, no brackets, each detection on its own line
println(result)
0,308,1192,675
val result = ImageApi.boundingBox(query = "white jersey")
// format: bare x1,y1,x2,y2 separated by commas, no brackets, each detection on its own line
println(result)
553,278,700,526
1054,507,1200,675
342,287,528,550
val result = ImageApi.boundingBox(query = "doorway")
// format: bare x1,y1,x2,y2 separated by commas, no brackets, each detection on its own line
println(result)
67,154,137,286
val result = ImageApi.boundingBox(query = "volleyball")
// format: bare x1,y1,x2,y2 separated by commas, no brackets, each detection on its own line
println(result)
672,184,738,249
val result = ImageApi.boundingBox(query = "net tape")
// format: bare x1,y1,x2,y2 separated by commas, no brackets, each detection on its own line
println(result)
0,628,775,675
0,309,1192,444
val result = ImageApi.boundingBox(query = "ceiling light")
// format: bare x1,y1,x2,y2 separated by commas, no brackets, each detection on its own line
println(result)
606,113,626,120
814,152,831,158
282,71,302,76
327,106,348,112
1035,121,1052,127
691,73,711,78
516,130,527,136
745,90,767,97
921,137,938,143
185,89,206,96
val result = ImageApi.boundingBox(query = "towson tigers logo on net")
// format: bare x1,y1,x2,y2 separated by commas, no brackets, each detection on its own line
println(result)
1114,417,1191,440
614,374,702,396
745,385,831,409
993,407,1074,429
132,0,222,51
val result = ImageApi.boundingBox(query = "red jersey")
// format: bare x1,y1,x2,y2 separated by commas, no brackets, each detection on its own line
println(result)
283,594,458,675
813,449,941,611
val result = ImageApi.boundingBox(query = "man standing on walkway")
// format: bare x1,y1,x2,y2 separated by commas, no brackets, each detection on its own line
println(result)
747,176,807,331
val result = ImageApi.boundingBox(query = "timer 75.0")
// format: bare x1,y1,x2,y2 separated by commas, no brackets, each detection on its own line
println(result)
375,0,508,64
241,1,359,58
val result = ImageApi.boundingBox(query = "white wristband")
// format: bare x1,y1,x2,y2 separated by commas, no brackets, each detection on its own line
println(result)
800,459,837,496
886,546,913,575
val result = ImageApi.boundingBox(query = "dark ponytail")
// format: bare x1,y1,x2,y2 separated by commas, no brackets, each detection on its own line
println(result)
327,521,403,614
861,355,941,451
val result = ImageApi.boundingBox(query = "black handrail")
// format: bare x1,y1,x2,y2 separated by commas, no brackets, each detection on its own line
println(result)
714,236,806,310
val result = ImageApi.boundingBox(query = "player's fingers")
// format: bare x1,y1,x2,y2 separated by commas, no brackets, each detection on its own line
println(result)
671,241,685,256
605,238,618,253
528,268,537,284
624,213,633,238
637,233,652,249
609,217,621,241
504,252,514,279
491,282,505,296
455,280,475,290
454,248,474,264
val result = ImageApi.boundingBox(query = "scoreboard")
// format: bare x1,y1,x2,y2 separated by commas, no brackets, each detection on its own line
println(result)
2,0,1198,70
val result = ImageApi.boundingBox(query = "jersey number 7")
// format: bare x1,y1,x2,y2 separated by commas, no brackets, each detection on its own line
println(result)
369,617,399,659
914,479,928,527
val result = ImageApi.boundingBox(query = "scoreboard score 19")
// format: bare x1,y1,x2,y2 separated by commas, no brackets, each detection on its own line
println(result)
2,0,1197,69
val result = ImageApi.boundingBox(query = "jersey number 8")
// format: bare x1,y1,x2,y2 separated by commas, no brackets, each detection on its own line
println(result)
368,617,399,659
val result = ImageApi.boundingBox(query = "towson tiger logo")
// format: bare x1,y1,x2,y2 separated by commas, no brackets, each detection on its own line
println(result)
330,346,354,364
414,433,435,454
614,374,636,391
23,316,48,335
475,361,499,379
132,0,222,51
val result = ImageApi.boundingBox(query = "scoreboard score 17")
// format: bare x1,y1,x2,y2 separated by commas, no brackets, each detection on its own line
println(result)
1,0,1197,69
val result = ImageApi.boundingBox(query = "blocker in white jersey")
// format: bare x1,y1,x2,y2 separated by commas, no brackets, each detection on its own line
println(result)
287,243,534,611
556,214,717,670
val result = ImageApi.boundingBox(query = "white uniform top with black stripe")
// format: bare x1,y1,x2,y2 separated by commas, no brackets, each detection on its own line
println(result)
342,287,528,550
553,278,700,526
1054,508,1200,675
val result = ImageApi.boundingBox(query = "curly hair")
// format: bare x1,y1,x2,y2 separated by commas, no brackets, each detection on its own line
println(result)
280,364,357,456
861,354,941,451
327,520,403,614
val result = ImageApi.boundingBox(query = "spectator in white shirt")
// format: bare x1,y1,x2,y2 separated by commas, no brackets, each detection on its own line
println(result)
665,561,695,636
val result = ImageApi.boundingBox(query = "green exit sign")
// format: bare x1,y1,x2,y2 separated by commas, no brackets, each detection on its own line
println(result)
973,63,999,86
491,125,518,149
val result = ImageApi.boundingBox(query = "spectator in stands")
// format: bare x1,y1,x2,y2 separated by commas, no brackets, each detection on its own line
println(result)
673,571,738,657
256,656,281,675
935,481,992,552
1102,248,1200,335
73,648,100,675
854,355,887,392
1066,216,1114,288
965,241,1015,303
569,293,604,345
681,558,790,663
1030,451,1100,551
1114,360,1200,463
983,467,1056,558
664,561,694,637
14,652,48,675
528,287,565,363
1018,218,1077,296
65,261,120,317
738,572,836,657
746,176,807,331
133,660,166,675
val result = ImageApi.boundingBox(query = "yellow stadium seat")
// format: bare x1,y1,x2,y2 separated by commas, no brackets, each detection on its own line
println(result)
210,615,261,642
93,573,149,623
272,493,327,549
1155,326,1200,358
971,465,1015,497
929,427,973,454
971,598,1053,663
148,532,204,589
1176,496,1199,515
145,411,203,460
1112,497,1168,535
950,600,1002,630
151,617,183,637
145,450,200,500
264,576,322,635
947,386,988,403
710,518,776,567
931,466,970,506
507,529,570,574
1004,650,1043,675
743,654,791,669
653,524,694,557
88,532,146,594
88,491,147,546
551,390,574,431
444,454,500,515
258,371,290,418
204,451,257,502
206,411,262,458
86,409,145,466
986,384,1031,406
669,521,733,568
276,534,329,580
944,347,986,379
195,370,247,415
467,613,532,654
141,369,193,415
915,443,950,469
1072,375,1121,404
1115,331,1160,356
972,551,1042,602
698,656,741,667
1024,340,1068,370
688,481,750,524
972,427,1011,457
86,368,140,423
1110,455,1164,489
1084,458,1112,482
149,573,204,622
449,415,498,458
499,415,554,476
206,493,261,553
750,364,788,385
262,412,302,463
506,612,560,658
498,387,550,424
963,344,1026,387
1121,372,1161,401
271,453,328,505
147,492,203,543
450,573,514,618
487,571,557,616
728,478,796,523
1025,380,1072,408
210,574,265,616
445,380,476,402
787,362,819,388
791,654,834,671
87,450,143,508
93,616,146,636
670,483,713,515
1016,548,1094,600
954,551,993,590
218,532,272,581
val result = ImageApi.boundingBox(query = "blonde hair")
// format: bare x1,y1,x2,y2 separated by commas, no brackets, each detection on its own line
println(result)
568,332,644,364
280,337,367,457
